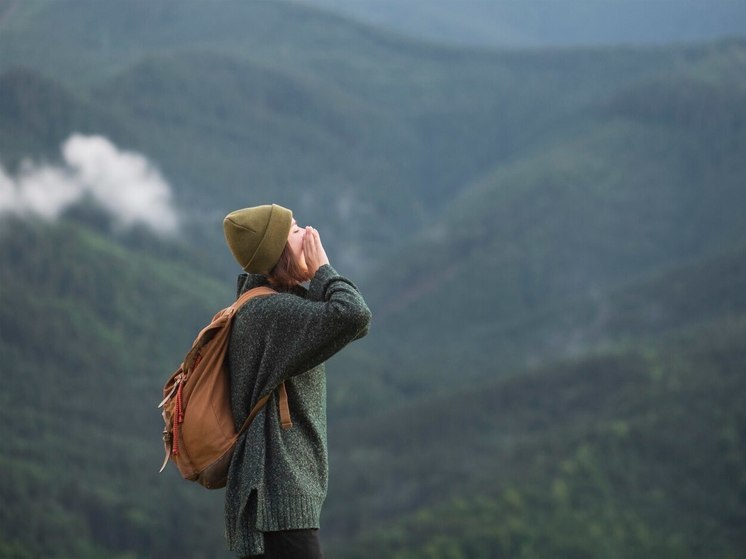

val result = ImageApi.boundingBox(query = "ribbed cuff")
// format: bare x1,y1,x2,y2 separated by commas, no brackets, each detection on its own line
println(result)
307,264,337,301
257,493,325,531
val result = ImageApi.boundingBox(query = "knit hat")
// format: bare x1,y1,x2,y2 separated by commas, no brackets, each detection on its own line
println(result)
223,204,293,274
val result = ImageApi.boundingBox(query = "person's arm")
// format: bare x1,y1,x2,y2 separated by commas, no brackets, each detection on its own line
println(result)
251,263,371,396
302,225,370,341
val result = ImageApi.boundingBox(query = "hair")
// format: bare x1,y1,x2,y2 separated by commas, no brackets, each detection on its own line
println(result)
267,242,312,291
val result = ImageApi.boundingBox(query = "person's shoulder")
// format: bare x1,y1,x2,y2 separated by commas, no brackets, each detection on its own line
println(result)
237,290,308,318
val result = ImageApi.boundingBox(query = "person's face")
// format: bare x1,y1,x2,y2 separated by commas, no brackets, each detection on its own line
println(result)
287,218,309,275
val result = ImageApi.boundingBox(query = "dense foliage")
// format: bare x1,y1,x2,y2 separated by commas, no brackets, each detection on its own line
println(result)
0,219,232,558
324,250,746,557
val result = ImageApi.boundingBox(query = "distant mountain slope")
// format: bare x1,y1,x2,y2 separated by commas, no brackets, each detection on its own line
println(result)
0,218,232,558
91,50,422,235
3,1,742,277
4,11,739,431
1,215,743,558
324,313,746,558
1,0,735,191
342,48,746,411
327,231,746,418
0,68,131,162
0,0,439,86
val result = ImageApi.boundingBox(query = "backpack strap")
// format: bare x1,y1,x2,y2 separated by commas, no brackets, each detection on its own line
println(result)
236,382,292,437
278,382,292,429
233,286,293,433
233,285,277,310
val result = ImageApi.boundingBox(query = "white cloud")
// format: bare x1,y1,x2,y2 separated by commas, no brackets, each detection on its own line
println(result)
0,134,179,235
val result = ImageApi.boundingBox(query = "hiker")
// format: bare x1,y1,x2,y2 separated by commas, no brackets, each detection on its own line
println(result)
222,204,372,559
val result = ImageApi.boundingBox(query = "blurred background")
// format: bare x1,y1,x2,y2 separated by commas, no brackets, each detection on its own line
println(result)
1,1,745,557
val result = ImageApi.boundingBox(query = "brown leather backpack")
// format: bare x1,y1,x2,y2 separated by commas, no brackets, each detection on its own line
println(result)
158,286,291,489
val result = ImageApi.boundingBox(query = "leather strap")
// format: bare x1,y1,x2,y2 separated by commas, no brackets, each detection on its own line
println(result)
237,392,272,437
236,382,292,436
234,286,277,310
278,382,293,430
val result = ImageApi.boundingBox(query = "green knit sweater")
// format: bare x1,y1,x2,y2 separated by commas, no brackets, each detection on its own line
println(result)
224,264,371,557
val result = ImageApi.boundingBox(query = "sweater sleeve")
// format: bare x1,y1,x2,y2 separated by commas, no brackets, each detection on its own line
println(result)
251,264,371,396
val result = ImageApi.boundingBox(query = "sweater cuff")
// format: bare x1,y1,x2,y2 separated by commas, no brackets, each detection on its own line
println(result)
307,264,338,301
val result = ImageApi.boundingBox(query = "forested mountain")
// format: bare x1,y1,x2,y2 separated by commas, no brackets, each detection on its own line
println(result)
0,1,744,557
324,242,746,557
0,218,231,558
328,315,746,558
330,38,746,417
3,0,741,268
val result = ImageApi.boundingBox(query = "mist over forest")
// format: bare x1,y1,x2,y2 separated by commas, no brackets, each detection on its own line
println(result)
1,1,745,558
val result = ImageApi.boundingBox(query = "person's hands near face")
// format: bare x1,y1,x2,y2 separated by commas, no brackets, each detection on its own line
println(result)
302,226,329,277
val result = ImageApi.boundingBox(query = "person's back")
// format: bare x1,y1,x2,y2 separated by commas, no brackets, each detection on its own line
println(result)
221,204,371,558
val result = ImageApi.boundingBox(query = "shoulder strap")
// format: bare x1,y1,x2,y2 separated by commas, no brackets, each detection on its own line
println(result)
236,382,292,435
278,382,292,429
233,285,277,310
232,286,293,433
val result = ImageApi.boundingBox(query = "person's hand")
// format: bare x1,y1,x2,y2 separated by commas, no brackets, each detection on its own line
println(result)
302,226,330,276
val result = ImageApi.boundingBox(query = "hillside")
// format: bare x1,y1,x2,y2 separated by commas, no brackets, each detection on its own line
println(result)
342,44,746,414
327,236,746,420
2,0,740,272
0,218,232,558
325,314,746,558
1,217,743,558
0,68,132,162
323,240,746,555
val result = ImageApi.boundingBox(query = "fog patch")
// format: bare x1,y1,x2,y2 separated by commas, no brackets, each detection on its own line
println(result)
0,134,179,235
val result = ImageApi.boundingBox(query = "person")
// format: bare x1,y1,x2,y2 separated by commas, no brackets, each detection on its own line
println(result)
221,203,372,559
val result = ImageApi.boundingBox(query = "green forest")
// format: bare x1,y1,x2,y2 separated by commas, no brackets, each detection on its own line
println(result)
0,1,744,558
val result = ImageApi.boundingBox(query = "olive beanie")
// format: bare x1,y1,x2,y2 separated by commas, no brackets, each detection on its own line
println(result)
223,204,293,274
